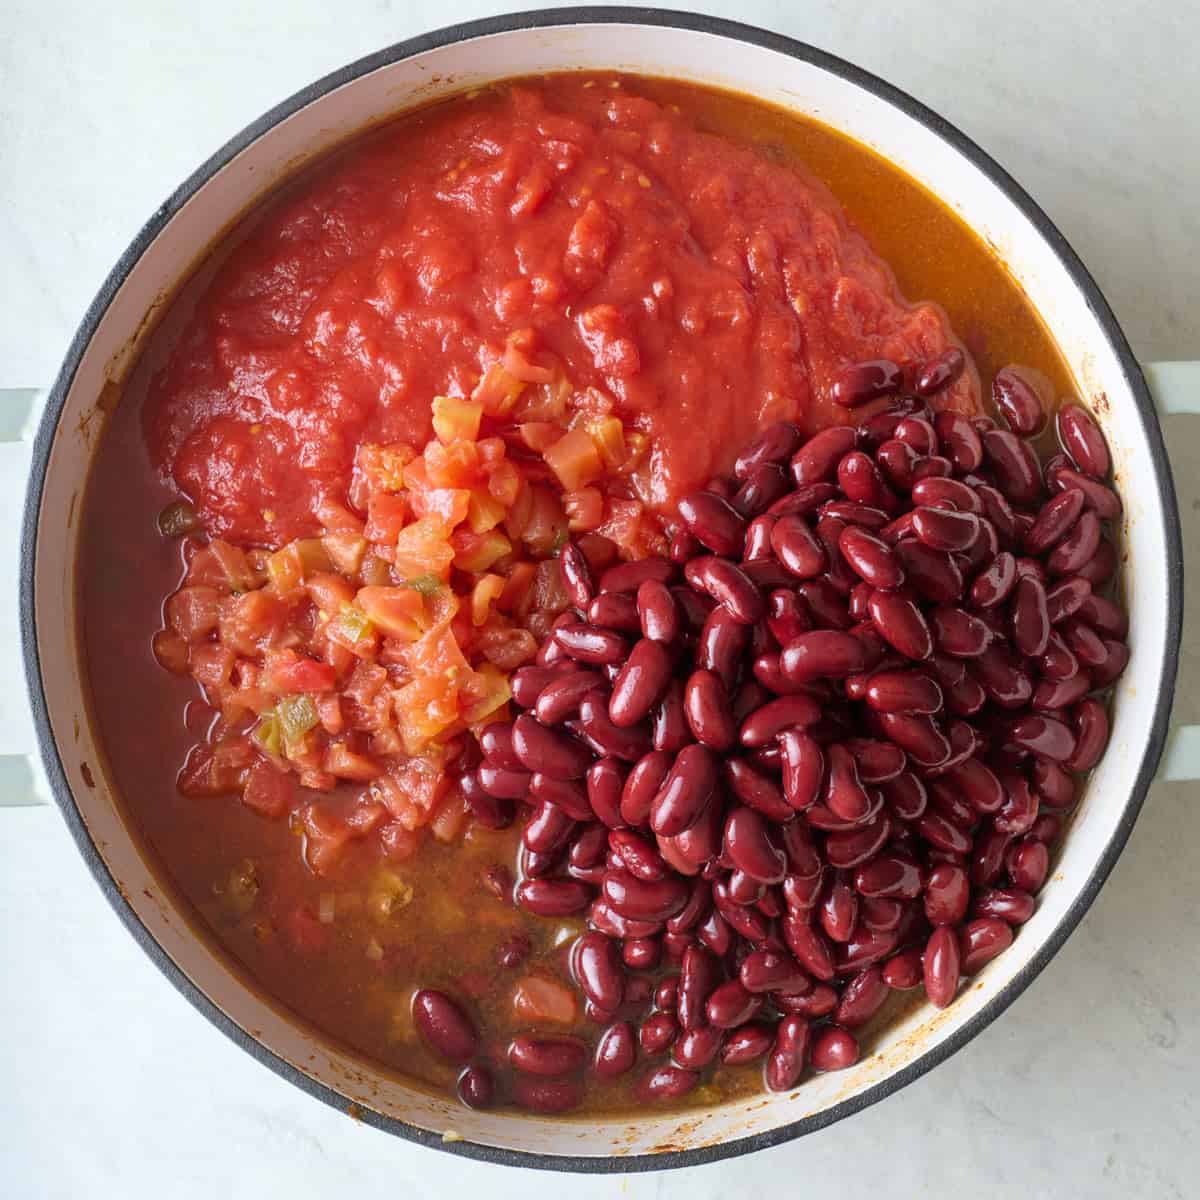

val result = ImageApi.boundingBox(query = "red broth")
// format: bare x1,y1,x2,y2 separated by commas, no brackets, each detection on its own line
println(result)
80,74,1077,1114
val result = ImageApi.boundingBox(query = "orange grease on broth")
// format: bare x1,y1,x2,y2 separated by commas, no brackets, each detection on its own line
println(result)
79,73,1072,1114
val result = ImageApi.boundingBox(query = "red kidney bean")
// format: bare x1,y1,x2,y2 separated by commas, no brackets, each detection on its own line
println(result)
667,794,723,870
735,695,819,749
727,869,765,905
733,463,791,518
512,714,594,781
589,900,662,940
599,558,675,595
684,556,764,624
993,772,1038,836
721,1023,774,1065
810,1026,860,1072
666,878,711,935
833,358,902,407
796,577,854,629
1067,697,1109,771
724,805,787,884
1006,713,1078,762
607,639,673,729
736,421,803,479
650,745,718,836
1009,575,1050,658
1090,637,1129,687
982,428,1043,506
882,947,925,990
1045,576,1092,625
517,879,592,916
704,979,761,1029
838,451,896,510
822,500,892,530
1075,593,1127,640
1030,813,1064,844
578,692,652,762
1073,538,1115,587
694,608,748,693
519,844,565,880
670,527,703,563
1008,838,1050,892
992,367,1048,436
868,590,933,661
412,990,478,1063
609,828,670,883
776,983,838,1018
588,592,642,634
864,670,942,714
895,540,964,603
509,1035,587,1077
738,949,809,996
910,478,980,514
917,809,973,856
783,871,823,913
1061,616,1107,668
790,427,856,488
586,758,628,829
510,663,573,708
833,925,900,973
923,925,961,1008
457,1064,495,1109
782,913,836,981
478,763,533,800
479,723,523,770
861,895,905,932
924,863,970,926
1038,629,1080,682
461,773,515,829
974,887,1036,925
881,770,928,821
960,916,1014,973
1052,465,1122,518
970,828,1013,888
763,591,809,650
523,800,576,855
721,758,791,824
671,1023,725,1070
913,455,954,482
559,541,595,611
913,506,980,553
820,872,860,943
931,604,991,657
1058,403,1110,478
634,579,679,645
833,966,889,1029
677,490,748,557
639,1010,680,1056
569,824,609,872
972,644,1033,709
845,736,906,782
781,820,822,877
880,508,918,544
637,1064,700,1102
916,347,966,397
826,810,892,869
683,669,736,751
1025,489,1085,556
932,417,982,481
945,756,1003,814
780,630,869,682
878,712,950,768
894,416,938,456
678,944,720,1031
761,1014,810,1092
1047,511,1101,577
839,524,905,591
623,937,661,970
553,622,630,666
603,870,689,923
854,853,923,900
767,512,825,580
818,743,867,823
592,1022,636,1079
849,582,874,623
744,513,777,563
512,1074,584,1113
534,670,607,726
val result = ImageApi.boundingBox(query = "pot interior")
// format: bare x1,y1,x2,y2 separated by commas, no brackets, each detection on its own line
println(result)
28,16,1171,1165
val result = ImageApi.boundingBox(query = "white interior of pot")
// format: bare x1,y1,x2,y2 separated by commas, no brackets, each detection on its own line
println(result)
32,21,1168,1159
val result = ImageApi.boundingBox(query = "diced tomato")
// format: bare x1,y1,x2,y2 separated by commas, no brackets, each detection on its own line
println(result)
466,488,507,534
345,797,388,835
470,574,506,626
325,741,384,782
562,486,604,532
520,484,567,555
307,571,357,615
413,486,471,529
486,459,522,508
473,623,537,671
378,820,421,861
268,651,337,693
152,628,190,675
394,517,456,580
431,395,483,443
301,803,352,875
459,662,514,724
502,328,555,383
190,644,237,693
429,788,469,843
544,427,604,492
451,528,512,573
471,361,525,417
518,421,560,453
422,439,481,489
219,589,286,656
357,585,426,640
166,586,222,642
497,561,536,615
365,493,408,544
241,758,295,819
512,976,578,1025
315,693,345,734
372,757,449,830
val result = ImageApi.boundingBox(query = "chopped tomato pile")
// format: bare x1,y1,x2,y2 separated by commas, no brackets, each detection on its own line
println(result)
155,335,655,872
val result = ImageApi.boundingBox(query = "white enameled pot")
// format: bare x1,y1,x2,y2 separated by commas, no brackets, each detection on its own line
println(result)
10,7,1200,1172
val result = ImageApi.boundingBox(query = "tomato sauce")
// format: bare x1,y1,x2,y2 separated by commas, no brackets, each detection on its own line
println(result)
81,74,1074,1114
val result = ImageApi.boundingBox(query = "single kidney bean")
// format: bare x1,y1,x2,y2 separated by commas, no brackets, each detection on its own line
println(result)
736,420,803,479
603,870,689,923
895,539,964,603
1037,629,1080,681
739,948,811,995
523,800,576,855
456,1064,495,1110
974,887,1036,925
553,622,630,666
791,427,857,487
982,428,1043,506
1047,510,1101,576
1010,575,1051,658
478,763,533,800
917,810,973,856
588,591,642,634
1067,697,1110,771
461,773,515,829
696,605,749,691
1076,592,1128,639
781,819,822,877
880,508,919,544
972,644,1033,709
588,900,662,940
724,804,787,884
678,490,747,557
1074,538,1116,587
845,736,906,782
824,809,892,868
559,540,595,611
894,416,938,456
924,863,970,926
733,463,791,518
534,670,607,726
934,410,984,472
412,990,478,1063
684,556,765,624
834,925,900,973
666,878,711,935
868,590,933,661
833,358,902,407
1008,838,1050,892
1006,713,1077,762
650,745,718,836
1030,812,1064,844
773,983,837,1018
810,1026,860,1072
864,669,942,714
971,828,1013,888
945,756,1004,814
769,513,828,579
744,513,777,562
684,668,737,751
796,577,854,629
586,758,628,829
512,714,594,781
727,869,765,905
723,758,792,823
993,366,1048,436
819,742,868,823
882,947,925,990
599,557,676,595
960,916,1014,973
782,913,836,981
1045,575,1092,625
512,1074,584,1114
666,794,722,870
853,853,923,900
593,1021,636,1079
916,347,966,397
923,925,961,1009
881,770,928,821
578,692,652,762
569,824,610,872
878,712,951,768
608,828,668,883
836,966,890,1029
764,1014,812,1092
1058,403,1110,478
737,694,821,748
913,506,980,552
510,662,572,708
780,630,869,683
1025,489,1085,556
1090,638,1129,687
672,585,717,634
705,979,763,1029
635,579,680,645
838,451,897,509
479,722,522,770
861,895,905,932
820,872,860,943
678,944,720,1031
670,528,703,563
645,683,688,758
839,524,905,590
993,772,1039,836
623,937,661,971
912,477,983,514
822,500,892,530
669,1023,724,1070
517,879,592,917
608,639,674,729
1052,464,1122,518
519,844,565,880
765,589,811,648
637,1064,700,1103
509,1035,588,1077
721,1023,774,1065
639,1010,680,1056
1061,616,1107,667
931,604,991,657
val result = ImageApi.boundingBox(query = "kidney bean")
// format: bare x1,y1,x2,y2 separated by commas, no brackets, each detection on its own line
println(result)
911,506,979,554
519,843,565,880
523,801,576,856
982,428,1043,506
960,916,1014,973
826,811,891,869
822,501,892,531
569,825,609,873
461,773,515,829
534,670,607,726
1058,403,1110,477
809,1026,860,1072
993,771,1038,836
684,556,764,624
512,714,593,782
557,540,595,610
665,879,711,937
783,871,824,914
667,791,722,866
843,737,905,783
647,744,716,836
607,828,669,883
1094,638,1128,686
853,853,922,900
814,742,865,823
727,869,765,906
1072,538,1115,587
510,663,572,708
588,592,642,635
973,885,1036,925
599,558,675,595
670,527,703,564
1038,630,1080,682
781,913,835,982
512,1074,584,1113
878,712,950,769
912,347,965,397
517,879,592,917
1030,813,1064,845
1047,510,1101,577
623,937,661,971
677,490,748,557
479,723,523,770
785,431,853,492
764,513,824,581
1067,697,1109,772
1024,491,1085,558
946,757,1004,815
931,604,992,657
681,668,736,752
829,358,901,408
970,827,1013,888
735,949,808,996
719,1023,773,1065
553,622,630,667
881,770,928,821
603,869,690,923
1008,575,1050,659
910,478,980,515
928,413,980,476
819,871,859,943
669,943,717,1032
835,522,904,591
587,758,629,829
606,639,673,730
718,760,789,826
777,631,866,685
1077,594,1127,642
992,367,1048,436
1044,576,1091,625
412,990,478,1063
629,580,678,646
830,966,887,1029
743,514,777,563
867,590,933,661
792,580,852,632
880,947,924,991
457,1064,495,1109
638,1010,679,1056
894,416,937,456
589,900,662,941
734,421,803,480
1008,838,1050,892
917,808,973,856
578,692,652,762
757,1014,809,1092
592,1022,636,1080
922,925,961,1009
1052,465,1122,519
723,804,787,884
838,451,897,510
1008,713,1078,763
733,463,791,518
509,1034,588,1078
478,763,533,801
637,1064,700,1102
834,925,900,973
861,669,940,715
893,539,964,604
1061,616,1107,669
700,979,758,1029
972,644,1033,709
923,862,970,926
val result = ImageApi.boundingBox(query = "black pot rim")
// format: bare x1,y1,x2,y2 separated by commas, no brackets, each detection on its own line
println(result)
20,4,1184,1175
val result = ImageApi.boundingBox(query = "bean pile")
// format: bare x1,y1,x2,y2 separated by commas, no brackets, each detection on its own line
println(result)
425,354,1128,1112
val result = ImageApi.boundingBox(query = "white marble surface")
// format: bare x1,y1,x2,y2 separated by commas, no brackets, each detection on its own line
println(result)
2,2,1198,1196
